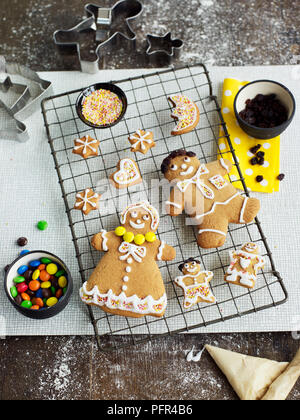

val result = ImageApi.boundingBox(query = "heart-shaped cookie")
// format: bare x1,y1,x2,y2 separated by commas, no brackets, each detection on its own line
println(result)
110,158,142,189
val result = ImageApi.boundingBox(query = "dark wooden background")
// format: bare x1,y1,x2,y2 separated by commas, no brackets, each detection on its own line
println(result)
0,0,299,400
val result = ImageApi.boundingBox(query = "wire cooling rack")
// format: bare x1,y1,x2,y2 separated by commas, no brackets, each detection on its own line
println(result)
41,63,288,351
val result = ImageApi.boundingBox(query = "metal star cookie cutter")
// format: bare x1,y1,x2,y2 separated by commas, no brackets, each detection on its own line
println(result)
146,32,183,66
0,56,53,142
53,0,143,74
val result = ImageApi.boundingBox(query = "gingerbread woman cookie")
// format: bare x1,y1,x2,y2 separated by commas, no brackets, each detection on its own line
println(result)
175,258,216,309
128,130,155,154
161,149,260,249
169,95,200,135
74,188,101,215
72,135,100,159
110,158,142,189
80,201,176,318
225,242,265,289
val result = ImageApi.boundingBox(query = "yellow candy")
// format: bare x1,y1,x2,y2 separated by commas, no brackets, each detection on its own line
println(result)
32,269,40,280
41,281,51,289
145,232,156,243
46,263,58,275
46,297,58,307
123,231,134,243
134,234,145,245
58,276,67,288
115,226,126,237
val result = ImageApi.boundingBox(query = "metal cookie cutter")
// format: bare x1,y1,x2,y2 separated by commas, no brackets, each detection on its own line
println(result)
0,56,53,142
146,32,183,66
53,0,143,73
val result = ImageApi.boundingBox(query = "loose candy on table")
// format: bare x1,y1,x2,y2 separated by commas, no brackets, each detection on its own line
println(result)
37,220,48,231
17,237,28,247
20,250,30,256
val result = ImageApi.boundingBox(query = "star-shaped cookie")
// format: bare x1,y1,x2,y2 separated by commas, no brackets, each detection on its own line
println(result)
72,135,100,159
74,188,101,215
128,130,155,154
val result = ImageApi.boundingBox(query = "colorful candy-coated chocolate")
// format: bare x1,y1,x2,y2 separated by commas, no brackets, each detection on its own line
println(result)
29,280,40,292
21,300,32,309
35,289,43,299
38,264,46,271
17,265,28,275
55,269,65,278
56,288,63,299
39,270,51,282
20,250,30,256
31,305,40,310
10,286,18,298
32,297,44,308
37,220,48,231
51,286,56,295
32,269,40,280
15,295,22,305
63,287,67,295
41,281,51,289
58,276,67,288
46,263,58,275
23,269,34,281
46,297,58,307
17,283,28,293
40,257,52,264
42,289,52,299
14,276,25,284
21,292,30,301
29,260,41,268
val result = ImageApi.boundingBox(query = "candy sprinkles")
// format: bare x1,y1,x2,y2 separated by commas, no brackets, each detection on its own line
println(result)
82,89,123,126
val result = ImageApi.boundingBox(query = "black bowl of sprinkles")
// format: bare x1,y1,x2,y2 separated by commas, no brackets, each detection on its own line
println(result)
76,82,127,129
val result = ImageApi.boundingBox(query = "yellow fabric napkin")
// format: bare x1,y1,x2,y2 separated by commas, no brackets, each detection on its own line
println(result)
218,78,280,193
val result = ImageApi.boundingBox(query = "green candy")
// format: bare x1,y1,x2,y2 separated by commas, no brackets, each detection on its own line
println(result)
41,257,52,264
13,276,25,284
51,286,56,296
10,286,18,298
21,300,32,309
63,287,67,295
37,220,48,231
55,269,65,278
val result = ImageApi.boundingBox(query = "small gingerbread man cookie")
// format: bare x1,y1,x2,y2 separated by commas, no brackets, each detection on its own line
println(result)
225,242,265,289
72,135,100,159
174,258,216,309
74,188,101,215
169,95,200,135
110,158,142,189
128,130,155,154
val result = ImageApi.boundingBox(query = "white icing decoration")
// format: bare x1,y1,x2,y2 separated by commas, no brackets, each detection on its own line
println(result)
126,266,131,273
240,257,251,269
100,229,108,251
123,276,129,282
129,130,153,150
113,158,141,186
176,165,214,199
75,189,99,212
120,201,159,231
74,136,98,155
119,242,146,263
186,346,205,362
225,249,265,287
169,94,198,133
175,271,215,308
129,220,145,229
122,285,128,291
219,158,230,172
209,174,227,190
127,258,133,264
80,283,167,316
165,201,182,209
239,197,248,223
195,192,240,219
198,229,226,237
157,241,165,261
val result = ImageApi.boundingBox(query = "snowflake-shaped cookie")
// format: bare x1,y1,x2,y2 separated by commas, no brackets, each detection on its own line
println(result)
74,189,101,215
128,130,155,154
72,135,100,159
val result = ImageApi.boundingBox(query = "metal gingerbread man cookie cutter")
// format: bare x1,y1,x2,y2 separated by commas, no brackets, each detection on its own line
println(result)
146,32,184,66
53,0,143,73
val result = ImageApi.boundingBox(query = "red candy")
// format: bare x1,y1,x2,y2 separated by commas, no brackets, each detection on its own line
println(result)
17,283,28,293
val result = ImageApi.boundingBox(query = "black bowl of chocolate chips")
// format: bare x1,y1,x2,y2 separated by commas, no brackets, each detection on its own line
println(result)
234,80,295,139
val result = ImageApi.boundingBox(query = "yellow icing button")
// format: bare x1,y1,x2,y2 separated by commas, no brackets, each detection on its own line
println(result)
115,226,126,236
134,234,145,245
123,231,134,243
145,232,156,242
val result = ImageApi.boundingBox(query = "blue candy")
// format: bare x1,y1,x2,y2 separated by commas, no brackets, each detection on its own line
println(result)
17,265,28,275
35,289,43,299
29,260,40,268
20,250,30,256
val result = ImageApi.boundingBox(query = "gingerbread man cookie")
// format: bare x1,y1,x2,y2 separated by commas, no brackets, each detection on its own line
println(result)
161,149,260,249
74,188,101,215
72,135,100,159
169,95,200,135
225,242,265,289
128,130,155,154
110,158,142,189
175,258,216,309
80,201,176,318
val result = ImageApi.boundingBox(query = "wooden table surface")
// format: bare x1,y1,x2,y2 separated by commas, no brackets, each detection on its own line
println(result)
0,0,299,400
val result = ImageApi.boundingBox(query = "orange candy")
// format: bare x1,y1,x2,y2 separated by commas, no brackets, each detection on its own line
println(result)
38,264,46,271
29,280,41,292
21,293,30,301
56,288,63,299
32,297,44,308
31,305,40,310
40,270,51,282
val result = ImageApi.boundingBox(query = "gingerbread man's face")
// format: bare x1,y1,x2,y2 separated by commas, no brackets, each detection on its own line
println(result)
122,206,157,235
164,155,200,182
181,260,202,276
242,242,258,254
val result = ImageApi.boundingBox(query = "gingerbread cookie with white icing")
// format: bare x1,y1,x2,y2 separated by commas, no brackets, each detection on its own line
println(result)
110,158,142,189
128,130,155,154
79,201,176,318
74,188,101,215
225,242,265,289
161,149,260,249
72,135,100,159
169,95,200,135
175,258,216,309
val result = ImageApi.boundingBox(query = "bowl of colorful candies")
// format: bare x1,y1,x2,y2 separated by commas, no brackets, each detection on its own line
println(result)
4,251,73,319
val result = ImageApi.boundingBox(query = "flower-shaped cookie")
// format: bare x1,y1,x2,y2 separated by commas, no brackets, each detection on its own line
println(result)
74,188,101,215
72,135,100,159
128,130,155,154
